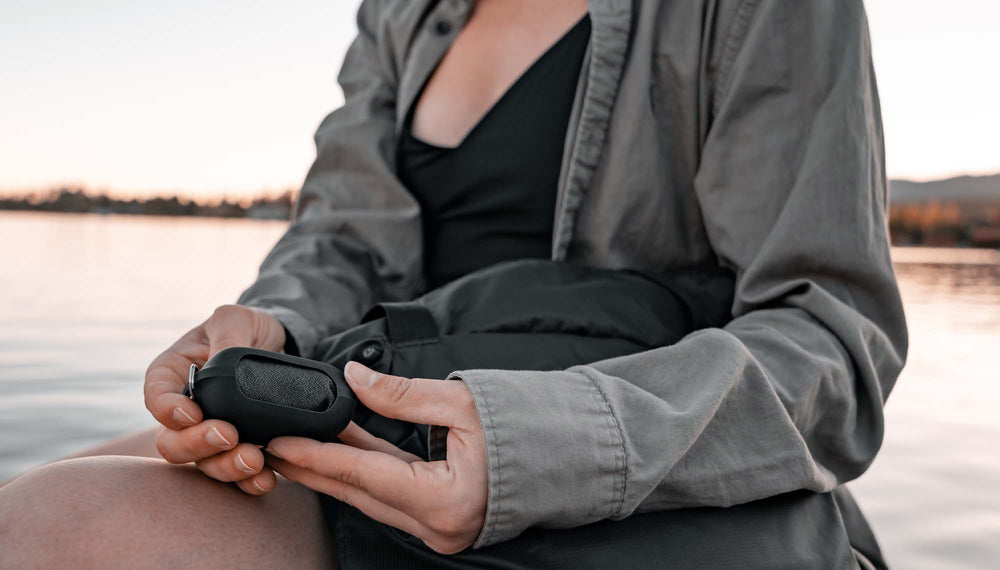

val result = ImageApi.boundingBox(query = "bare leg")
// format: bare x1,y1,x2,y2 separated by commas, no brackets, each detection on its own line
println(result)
0,456,336,568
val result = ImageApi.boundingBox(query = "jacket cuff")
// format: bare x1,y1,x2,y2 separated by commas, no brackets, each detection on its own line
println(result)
439,369,627,548
241,304,320,358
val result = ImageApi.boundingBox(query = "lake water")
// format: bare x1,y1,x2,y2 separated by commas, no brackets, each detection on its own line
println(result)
1,212,998,568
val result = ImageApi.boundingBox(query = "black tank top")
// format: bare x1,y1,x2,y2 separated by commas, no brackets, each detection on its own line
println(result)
397,15,591,290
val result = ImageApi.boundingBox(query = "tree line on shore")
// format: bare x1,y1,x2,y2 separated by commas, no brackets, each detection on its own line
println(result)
0,187,295,220
2,185,1000,248
889,201,1000,248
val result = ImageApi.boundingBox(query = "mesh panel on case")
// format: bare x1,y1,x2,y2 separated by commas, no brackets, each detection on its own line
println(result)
234,356,335,411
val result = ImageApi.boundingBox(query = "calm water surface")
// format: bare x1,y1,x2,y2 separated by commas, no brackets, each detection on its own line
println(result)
1,212,998,568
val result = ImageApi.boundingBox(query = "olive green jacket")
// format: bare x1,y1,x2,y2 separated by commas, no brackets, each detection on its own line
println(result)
239,0,907,548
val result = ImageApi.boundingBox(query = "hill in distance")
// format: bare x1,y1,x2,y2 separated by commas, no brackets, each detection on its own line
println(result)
890,173,1000,204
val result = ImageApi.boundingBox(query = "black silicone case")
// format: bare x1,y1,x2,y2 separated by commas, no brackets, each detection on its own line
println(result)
183,347,356,446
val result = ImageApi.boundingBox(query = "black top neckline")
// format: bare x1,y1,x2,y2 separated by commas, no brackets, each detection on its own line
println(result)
404,14,591,151
397,14,592,290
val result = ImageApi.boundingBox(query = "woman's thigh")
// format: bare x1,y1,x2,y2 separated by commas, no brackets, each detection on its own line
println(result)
0,456,336,569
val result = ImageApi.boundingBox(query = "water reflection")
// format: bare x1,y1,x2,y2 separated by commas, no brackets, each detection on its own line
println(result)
852,248,1000,569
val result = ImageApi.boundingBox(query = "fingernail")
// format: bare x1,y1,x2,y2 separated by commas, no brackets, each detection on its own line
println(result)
345,361,379,387
264,447,283,459
206,426,232,449
234,452,255,474
251,476,269,493
344,361,363,384
172,407,197,426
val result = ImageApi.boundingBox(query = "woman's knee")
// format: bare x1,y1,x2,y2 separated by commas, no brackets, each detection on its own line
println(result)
0,456,334,568
1,456,191,567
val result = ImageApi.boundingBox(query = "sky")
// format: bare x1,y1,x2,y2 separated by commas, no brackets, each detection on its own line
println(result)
0,0,997,199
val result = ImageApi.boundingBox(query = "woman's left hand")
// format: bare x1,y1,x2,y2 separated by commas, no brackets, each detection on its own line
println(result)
265,361,487,555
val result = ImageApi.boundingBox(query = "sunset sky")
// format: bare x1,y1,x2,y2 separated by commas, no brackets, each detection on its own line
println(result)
1,0,997,199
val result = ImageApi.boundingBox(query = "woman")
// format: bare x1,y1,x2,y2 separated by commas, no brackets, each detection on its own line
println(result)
0,0,906,567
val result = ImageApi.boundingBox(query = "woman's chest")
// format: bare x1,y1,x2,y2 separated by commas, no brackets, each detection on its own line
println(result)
386,0,722,271
408,0,588,148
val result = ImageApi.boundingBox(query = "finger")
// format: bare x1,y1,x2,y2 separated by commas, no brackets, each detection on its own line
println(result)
155,420,239,464
148,391,203,430
338,422,423,463
236,468,277,496
344,361,474,427
203,305,255,356
268,455,429,539
267,437,431,514
144,347,206,429
195,443,264,482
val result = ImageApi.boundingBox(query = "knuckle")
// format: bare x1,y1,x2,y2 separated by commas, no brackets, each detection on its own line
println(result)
383,374,412,405
143,350,171,377
183,430,210,457
143,371,172,397
292,441,324,471
214,458,241,481
155,436,183,464
194,459,216,478
163,453,187,465
344,455,365,490
213,335,243,351
199,463,228,482
144,385,172,412
211,304,245,321
338,490,355,508
154,436,169,459
294,450,315,472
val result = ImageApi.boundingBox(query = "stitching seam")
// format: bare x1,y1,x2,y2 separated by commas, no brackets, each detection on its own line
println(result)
712,0,762,116
582,372,628,517
468,374,501,546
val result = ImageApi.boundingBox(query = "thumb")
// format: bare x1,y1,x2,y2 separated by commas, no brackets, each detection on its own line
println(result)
344,361,471,427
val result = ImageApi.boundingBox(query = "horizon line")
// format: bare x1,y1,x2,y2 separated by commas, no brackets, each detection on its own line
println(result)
2,167,999,202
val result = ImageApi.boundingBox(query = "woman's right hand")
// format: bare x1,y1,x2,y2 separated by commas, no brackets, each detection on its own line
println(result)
143,304,287,495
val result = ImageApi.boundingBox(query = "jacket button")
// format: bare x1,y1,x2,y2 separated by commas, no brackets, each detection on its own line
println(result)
359,341,383,364
433,20,452,35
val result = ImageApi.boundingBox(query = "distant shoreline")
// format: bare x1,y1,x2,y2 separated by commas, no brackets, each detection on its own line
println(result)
0,209,290,223
2,182,999,248
0,188,294,220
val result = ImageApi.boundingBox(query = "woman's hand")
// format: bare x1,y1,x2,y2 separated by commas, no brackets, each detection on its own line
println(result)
266,362,488,555
143,304,286,495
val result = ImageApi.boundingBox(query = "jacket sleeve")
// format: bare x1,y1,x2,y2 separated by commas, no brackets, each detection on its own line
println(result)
238,0,423,357
442,0,908,548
